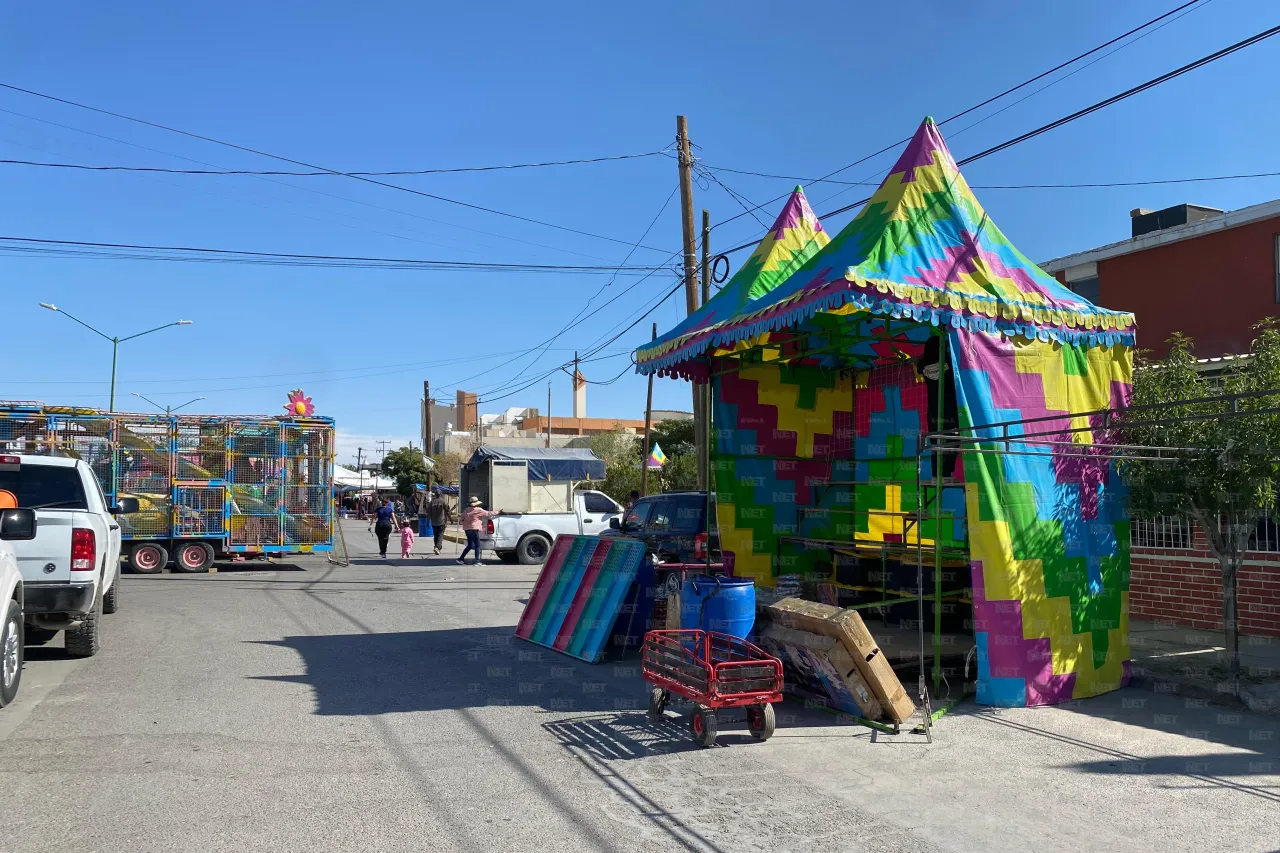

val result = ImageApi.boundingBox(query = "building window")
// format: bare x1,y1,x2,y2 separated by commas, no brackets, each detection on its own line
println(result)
1275,233,1280,303
1131,515,1192,549
1069,275,1100,304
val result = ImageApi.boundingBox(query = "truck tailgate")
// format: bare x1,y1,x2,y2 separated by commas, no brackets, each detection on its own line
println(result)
12,510,75,583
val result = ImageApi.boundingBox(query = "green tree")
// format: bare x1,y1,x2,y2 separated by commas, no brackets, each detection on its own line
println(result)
1118,328,1280,698
659,451,698,491
381,446,432,496
429,451,465,486
651,418,695,456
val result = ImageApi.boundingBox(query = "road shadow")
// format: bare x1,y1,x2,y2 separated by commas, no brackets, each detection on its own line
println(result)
955,690,1280,804
212,561,307,572
252,626,652,716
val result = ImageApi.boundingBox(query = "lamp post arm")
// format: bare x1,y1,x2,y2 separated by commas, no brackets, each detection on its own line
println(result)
118,320,187,343
52,308,114,343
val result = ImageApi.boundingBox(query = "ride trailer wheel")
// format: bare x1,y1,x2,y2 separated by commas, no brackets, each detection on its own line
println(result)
647,687,668,725
747,703,776,742
690,707,718,747
174,542,213,573
128,542,169,574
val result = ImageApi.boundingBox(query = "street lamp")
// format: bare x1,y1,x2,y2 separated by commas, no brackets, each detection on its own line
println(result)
130,391,206,416
39,303,192,411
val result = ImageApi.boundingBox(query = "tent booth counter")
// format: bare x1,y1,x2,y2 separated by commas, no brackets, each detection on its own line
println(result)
637,118,1136,711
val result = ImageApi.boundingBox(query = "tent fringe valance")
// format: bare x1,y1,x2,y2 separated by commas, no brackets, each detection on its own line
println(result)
637,274,1135,377
640,281,1135,380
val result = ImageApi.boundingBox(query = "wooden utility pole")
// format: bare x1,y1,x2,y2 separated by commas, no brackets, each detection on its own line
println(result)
546,381,552,448
641,322,656,496
423,380,432,489
677,115,706,490
677,116,700,315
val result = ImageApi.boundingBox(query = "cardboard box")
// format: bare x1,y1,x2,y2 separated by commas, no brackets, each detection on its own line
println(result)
757,625,883,720
766,598,916,723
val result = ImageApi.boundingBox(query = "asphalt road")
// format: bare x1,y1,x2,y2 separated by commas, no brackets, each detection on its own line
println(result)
3,520,1278,853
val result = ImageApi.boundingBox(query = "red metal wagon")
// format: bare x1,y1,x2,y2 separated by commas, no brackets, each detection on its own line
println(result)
641,629,783,747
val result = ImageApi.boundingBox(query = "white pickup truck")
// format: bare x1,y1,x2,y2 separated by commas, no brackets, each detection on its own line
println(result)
0,454,136,657
1,506,36,708
481,489,623,564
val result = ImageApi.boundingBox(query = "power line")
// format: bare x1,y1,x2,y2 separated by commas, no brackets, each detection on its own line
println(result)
0,235,675,274
0,105,625,263
6,346,631,387
481,184,681,395
700,163,1280,190
0,149,668,176
705,0,1214,237
716,21,1280,256
0,81,671,254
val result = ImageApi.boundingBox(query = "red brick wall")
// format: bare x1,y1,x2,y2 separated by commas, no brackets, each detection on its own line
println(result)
1096,216,1280,359
1130,524,1280,637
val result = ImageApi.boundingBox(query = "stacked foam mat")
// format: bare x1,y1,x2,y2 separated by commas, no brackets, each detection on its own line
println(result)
763,597,916,723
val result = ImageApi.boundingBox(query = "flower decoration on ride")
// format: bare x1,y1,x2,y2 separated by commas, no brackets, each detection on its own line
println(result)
285,389,315,417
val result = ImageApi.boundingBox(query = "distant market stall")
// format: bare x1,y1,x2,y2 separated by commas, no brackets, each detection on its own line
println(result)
637,118,1136,710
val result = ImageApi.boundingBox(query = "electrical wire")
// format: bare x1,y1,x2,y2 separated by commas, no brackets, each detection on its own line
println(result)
0,81,671,254
487,184,681,393
700,164,1280,190
704,0,1215,237
0,105,626,263
0,150,667,176
715,21,1280,256
0,235,673,274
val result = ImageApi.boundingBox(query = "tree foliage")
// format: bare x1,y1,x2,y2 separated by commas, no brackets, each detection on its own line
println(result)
1118,326,1280,697
586,419,700,502
381,446,432,496
429,451,465,486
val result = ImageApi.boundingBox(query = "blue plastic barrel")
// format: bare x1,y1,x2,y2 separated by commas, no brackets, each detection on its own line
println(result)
679,575,756,639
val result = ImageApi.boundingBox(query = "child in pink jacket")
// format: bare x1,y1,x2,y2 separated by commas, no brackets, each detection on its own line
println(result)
399,521,415,559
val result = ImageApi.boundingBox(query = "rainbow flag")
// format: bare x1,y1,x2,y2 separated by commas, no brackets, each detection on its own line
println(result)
646,443,667,469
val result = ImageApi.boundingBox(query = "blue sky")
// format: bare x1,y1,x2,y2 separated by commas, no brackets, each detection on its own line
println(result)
2,0,1277,464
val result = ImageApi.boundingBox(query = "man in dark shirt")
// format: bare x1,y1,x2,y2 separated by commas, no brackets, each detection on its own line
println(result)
427,490,453,555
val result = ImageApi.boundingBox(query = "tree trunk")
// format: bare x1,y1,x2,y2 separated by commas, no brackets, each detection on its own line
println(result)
1221,563,1241,698
1191,507,1246,699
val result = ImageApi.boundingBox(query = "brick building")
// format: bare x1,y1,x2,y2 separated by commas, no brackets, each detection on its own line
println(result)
1043,200,1280,637
1041,199,1280,358
1130,517,1280,638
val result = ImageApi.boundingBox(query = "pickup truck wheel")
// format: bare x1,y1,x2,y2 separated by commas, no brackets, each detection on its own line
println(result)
103,565,120,614
128,542,168,574
173,541,213,573
1,599,22,708
64,587,102,658
516,533,552,565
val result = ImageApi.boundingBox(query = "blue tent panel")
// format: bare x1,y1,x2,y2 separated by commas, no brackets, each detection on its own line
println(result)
463,446,606,482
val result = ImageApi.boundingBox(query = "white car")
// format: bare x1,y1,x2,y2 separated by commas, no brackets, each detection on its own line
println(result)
1,506,36,708
481,490,623,564
0,455,134,657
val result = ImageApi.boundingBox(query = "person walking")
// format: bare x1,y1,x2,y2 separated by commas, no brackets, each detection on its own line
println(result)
458,496,500,566
367,498,399,559
427,489,452,555
399,520,416,559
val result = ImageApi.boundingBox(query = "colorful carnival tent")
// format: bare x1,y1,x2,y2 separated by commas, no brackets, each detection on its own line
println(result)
636,118,1137,709
637,186,829,371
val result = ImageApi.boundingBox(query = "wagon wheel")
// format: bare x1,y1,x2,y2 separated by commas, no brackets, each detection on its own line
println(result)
646,687,669,726
746,703,776,742
690,707,718,747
